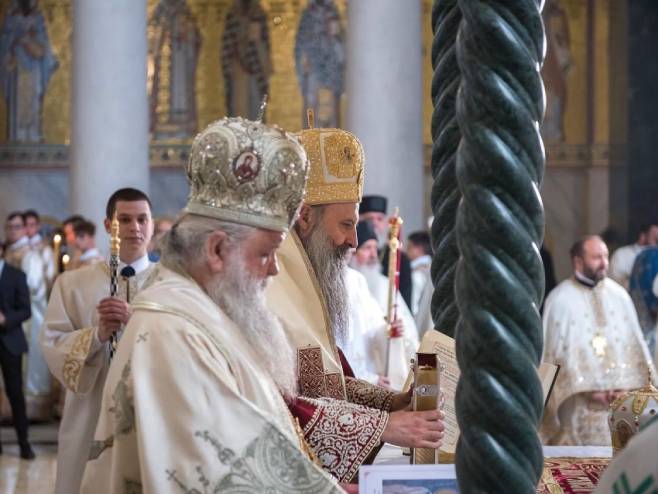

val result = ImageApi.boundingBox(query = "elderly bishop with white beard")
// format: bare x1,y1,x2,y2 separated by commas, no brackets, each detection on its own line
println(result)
81,118,342,493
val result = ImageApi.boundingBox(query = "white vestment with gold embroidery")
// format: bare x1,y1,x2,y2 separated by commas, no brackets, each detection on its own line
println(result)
39,260,156,494
80,266,341,494
541,277,655,446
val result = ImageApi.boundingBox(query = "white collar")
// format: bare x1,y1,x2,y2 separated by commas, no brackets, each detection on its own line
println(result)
29,234,42,246
411,254,432,270
8,236,29,251
80,247,101,262
118,254,150,275
574,270,599,288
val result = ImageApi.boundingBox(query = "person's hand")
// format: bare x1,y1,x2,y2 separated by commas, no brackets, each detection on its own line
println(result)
381,409,445,449
377,375,392,389
390,387,413,411
589,391,610,406
97,297,131,343
0,310,5,326
606,389,625,403
339,483,358,494
390,317,404,338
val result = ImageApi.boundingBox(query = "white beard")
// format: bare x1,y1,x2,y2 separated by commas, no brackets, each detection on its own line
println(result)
205,251,297,398
350,260,382,296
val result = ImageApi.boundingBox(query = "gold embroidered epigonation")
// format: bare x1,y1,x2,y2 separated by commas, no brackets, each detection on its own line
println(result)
302,398,389,483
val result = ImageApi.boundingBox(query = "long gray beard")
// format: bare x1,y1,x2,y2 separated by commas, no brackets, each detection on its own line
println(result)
300,224,350,348
205,252,297,398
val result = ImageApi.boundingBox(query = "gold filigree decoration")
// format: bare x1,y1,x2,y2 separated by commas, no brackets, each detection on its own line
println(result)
301,397,389,483
345,377,394,412
62,327,94,392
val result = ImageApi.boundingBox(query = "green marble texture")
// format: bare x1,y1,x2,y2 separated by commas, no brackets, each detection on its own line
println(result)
430,0,462,338
448,0,547,491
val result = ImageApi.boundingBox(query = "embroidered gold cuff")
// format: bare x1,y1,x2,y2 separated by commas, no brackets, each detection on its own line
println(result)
345,377,395,412
62,327,95,393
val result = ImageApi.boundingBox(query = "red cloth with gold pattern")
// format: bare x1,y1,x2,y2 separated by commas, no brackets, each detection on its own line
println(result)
288,347,394,482
289,396,388,484
536,457,610,493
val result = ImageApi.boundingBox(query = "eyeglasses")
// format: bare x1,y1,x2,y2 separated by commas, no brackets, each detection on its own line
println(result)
6,223,24,230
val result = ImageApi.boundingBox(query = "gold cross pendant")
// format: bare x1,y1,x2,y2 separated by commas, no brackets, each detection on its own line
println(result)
592,334,608,357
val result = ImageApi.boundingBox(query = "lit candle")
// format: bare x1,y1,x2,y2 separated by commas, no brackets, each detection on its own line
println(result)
62,254,70,271
53,234,62,273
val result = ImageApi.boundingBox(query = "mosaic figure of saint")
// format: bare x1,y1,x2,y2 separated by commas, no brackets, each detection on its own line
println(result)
295,0,345,129
221,0,271,121
0,0,58,143
542,0,572,142
149,0,201,141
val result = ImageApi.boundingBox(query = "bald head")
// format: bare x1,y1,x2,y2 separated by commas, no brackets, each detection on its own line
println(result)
570,235,609,282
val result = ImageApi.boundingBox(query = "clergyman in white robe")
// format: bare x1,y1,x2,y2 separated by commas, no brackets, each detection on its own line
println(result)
541,275,655,446
345,265,419,390
40,256,156,494
80,265,340,493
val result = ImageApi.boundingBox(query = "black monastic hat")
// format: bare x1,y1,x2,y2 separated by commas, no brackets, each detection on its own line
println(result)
356,220,378,249
359,195,388,215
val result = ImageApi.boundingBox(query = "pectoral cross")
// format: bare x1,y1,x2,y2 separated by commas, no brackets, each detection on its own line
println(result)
592,334,608,357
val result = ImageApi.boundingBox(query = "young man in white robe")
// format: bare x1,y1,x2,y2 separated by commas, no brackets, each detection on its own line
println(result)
23,210,57,419
541,235,655,446
266,121,444,482
346,220,419,390
81,117,342,493
24,210,56,290
40,188,156,494
73,219,105,267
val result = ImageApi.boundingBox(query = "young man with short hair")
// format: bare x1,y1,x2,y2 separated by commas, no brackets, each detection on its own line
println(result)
40,188,155,494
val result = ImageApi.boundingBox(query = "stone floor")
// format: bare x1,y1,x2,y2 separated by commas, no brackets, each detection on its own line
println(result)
0,423,58,494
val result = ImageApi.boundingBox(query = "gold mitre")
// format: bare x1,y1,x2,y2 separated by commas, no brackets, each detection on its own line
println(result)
295,109,365,205
185,116,309,232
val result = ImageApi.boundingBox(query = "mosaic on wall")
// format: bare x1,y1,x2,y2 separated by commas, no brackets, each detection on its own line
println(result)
0,0,350,146
0,0,614,168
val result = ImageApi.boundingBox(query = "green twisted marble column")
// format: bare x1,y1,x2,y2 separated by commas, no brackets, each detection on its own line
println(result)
453,1,546,492
430,0,462,337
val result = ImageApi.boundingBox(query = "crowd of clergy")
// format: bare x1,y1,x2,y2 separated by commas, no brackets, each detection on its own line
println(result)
0,115,657,492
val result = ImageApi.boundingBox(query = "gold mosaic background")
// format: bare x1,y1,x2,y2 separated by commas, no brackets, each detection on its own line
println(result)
0,0,612,152
0,1,72,143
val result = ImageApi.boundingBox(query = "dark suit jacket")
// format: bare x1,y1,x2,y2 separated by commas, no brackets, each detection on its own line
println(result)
0,262,30,355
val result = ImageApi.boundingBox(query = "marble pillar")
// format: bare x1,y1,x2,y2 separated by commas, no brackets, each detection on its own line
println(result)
70,0,149,248
345,0,425,234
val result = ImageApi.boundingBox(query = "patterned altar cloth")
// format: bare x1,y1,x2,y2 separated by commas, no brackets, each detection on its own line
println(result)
537,457,610,493
374,445,612,492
